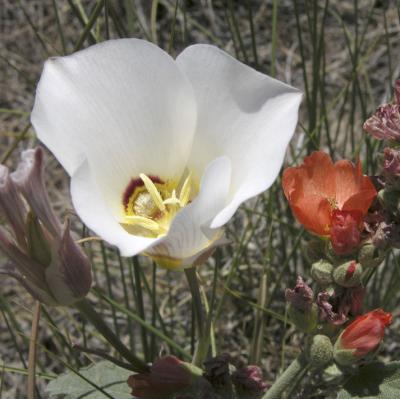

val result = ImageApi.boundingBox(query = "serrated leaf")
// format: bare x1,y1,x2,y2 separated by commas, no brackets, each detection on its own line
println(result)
46,361,134,399
337,361,400,399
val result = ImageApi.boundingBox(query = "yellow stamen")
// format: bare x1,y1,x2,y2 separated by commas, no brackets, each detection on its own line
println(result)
139,173,166,212
163,189,180,206
125,215,161,232
122,170,198,239
179,172,192,207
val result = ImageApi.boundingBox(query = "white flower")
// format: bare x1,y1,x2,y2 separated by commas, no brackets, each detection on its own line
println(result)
31,39,301,270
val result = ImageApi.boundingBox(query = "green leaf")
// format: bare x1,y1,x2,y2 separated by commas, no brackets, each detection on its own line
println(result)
46,361,133,399
337,361,400,399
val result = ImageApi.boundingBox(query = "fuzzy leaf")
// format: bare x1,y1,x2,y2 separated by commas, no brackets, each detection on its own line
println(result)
46,361,134,399
337,361,400,399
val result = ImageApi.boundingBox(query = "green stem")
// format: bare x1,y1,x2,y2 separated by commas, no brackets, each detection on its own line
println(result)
184,267,207,366
262,353,308,399
75,298,149,373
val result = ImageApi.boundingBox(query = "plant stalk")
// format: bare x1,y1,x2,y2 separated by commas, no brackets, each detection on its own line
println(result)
28,301,41,399
262,353,308,399
185,267,207,366
75,298,149,373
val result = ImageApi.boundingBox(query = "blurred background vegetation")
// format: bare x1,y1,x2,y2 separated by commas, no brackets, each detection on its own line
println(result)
1,1,400,397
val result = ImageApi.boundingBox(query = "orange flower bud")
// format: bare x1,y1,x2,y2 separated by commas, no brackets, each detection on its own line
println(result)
334,309,392,366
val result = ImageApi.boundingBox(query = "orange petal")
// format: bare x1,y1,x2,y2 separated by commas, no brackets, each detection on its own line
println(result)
334,160,376,212
282,151,335,235
291,196,332,235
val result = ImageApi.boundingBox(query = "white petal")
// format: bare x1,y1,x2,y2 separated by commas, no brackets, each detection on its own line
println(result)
32,38,197,219
177,45,302,228
71,160,162,256
147,156,231,264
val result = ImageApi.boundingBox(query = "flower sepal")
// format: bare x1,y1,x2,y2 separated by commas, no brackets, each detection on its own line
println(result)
307,334,334,368
311,260,334,286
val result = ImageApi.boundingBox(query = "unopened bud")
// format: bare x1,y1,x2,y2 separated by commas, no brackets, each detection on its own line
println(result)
333,261,363,288
0,147,92,307
311,260,334,286
358,241,385,269
127,356,206,399
45,221,92,306
307,334,333,367
334,309,392,366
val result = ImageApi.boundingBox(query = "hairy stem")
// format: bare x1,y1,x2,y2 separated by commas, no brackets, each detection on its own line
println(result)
262,353,308,399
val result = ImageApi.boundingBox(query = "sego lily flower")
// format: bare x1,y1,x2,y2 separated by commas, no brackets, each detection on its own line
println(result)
282,151,377,255
31,39,302,270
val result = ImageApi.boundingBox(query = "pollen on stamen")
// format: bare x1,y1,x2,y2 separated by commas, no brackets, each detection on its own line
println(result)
122,175,164,212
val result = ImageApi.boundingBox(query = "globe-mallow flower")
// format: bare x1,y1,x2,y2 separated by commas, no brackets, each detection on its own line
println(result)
283,151,377,255
31,39,302,270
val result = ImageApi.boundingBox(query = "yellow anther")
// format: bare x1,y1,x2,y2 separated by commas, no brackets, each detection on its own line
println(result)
125,215,160,232
139,173,166,212
179,172,192,207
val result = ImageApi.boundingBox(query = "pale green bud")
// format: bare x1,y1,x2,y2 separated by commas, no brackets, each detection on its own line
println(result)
307,334,333,368
311,260,334,286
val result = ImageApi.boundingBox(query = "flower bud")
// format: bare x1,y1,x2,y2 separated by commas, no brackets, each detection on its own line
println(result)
0,147,92,306
46,221,92,306
311,260,333,286
358,241,385,269
330,210,361,255
127,356,206,399
0,165,27,247
334,309,392,366
307,334,333,367
11,148,62,238
333,261,363,288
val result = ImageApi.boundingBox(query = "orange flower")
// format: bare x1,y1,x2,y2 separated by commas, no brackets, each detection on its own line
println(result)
282,151,377,254
334,309,392,365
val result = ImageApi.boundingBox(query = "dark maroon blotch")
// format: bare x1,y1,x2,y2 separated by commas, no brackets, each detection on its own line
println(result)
122,175,164,210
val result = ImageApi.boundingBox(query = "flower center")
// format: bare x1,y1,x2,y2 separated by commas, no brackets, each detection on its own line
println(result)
121,172,196,238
